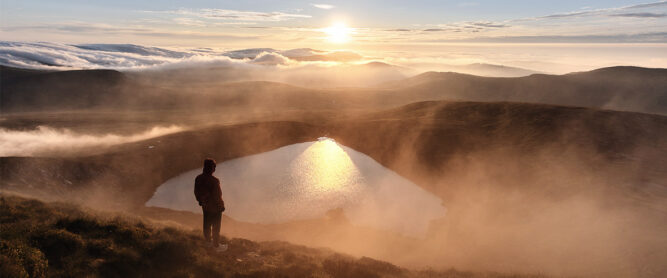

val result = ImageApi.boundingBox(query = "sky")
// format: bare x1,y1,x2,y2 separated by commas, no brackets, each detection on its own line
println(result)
0,0,666,72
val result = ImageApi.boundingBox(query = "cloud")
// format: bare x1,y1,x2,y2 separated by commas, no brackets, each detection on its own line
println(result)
288,50,364,62
537,0,667,19
0,126,184,156
279,48,322,57
173,17,207,26
625,0,667,9
1,23,262,41
417,21,509,33
223,48,277,59
540,10,594,19
311,4,335,10
610,12,667,18
0,41,233,70
3,23,150,33
250,52,293,65
410,1,666,43
446,32,667,43
74,44,192,58
155,8,311,22
0,41,369,71
0,41,417,88
400,1,666,44
469,21,509,28
0,41,167,69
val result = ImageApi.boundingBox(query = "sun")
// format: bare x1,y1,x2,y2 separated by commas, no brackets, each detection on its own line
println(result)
323,22,352,44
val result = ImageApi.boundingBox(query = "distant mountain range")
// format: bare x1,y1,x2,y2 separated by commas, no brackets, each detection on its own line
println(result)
384,66,667,115
436,63,541,77
1,65,665,115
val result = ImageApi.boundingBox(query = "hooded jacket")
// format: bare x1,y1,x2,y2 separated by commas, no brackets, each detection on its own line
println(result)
194,173,225,213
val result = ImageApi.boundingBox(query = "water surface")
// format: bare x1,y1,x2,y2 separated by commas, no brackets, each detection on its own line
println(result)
146,138,446,236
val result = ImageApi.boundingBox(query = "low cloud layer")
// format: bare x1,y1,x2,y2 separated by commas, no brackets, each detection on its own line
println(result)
0,126,184,156
0,41,420,88
2,40,665,79
0,41,366,70
0,41,196,70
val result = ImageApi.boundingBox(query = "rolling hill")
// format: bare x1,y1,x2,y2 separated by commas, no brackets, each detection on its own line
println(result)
4,194,542,278
387,66,667,115
2,100,665,276
2,65,666,115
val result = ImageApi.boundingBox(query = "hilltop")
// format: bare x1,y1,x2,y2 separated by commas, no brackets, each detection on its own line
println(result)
0,193,545,278
383,66,667,115
2,65,666,115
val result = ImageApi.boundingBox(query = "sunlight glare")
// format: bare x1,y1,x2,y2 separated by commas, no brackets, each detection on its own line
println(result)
323,22,352,44
291,137,360,193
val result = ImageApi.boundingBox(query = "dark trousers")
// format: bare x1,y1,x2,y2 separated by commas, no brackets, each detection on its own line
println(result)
202,210,222,246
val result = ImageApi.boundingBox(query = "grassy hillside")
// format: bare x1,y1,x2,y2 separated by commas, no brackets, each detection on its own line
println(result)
0,194,545,278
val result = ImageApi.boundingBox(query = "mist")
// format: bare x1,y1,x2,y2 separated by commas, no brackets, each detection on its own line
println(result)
1,41,666,278
3,0,667,275
0,125,183,156
136,132,667,277
411,147,667,277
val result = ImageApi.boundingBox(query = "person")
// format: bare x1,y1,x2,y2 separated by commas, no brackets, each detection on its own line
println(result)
194,158,227,252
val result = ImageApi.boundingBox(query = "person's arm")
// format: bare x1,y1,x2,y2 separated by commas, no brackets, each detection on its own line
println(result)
194,176,206,206
215,177,225,212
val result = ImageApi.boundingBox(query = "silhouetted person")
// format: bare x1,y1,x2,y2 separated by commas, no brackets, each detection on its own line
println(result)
194,158,226,251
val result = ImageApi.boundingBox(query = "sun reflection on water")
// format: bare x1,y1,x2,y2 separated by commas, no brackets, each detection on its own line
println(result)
291,138,361,194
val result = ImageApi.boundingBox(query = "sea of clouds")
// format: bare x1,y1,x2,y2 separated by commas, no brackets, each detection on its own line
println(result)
2,40,666,76
0,41,420,88
0,41,363,70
